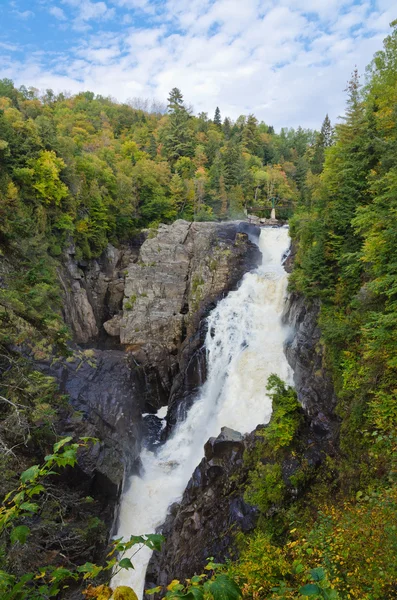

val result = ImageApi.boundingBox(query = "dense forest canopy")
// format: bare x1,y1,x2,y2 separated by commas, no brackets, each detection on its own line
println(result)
0,78,324,260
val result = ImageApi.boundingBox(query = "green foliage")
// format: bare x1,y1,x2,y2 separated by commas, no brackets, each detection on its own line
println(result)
245,462,286,514
152,559,241,600
0,80,318,265
288,22,397,479
261,375,302,454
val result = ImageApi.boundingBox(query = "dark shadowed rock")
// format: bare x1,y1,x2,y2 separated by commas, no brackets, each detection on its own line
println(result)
36,348,146,498
283,293,339,438
146,427,256,589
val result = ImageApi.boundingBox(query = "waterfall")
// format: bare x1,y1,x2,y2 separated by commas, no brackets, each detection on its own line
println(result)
112,226,293,597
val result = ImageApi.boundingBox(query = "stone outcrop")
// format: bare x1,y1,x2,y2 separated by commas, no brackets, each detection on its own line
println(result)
283,293,339,438
59,236,145,344
36,348,147,499
146,414,331,587
146,288,339,586
115,220,260,395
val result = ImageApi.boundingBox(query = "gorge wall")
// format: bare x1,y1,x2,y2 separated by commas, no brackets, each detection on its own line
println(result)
52,220,260,510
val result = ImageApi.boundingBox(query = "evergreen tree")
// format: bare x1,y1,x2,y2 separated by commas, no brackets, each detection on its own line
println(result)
311,114,334,174
214,106,222,126
148,134,157,159
167,87,185,113
222,140,243,189
223,117,231,139
321,114,333,147
164,88,193,162
243,114,259,155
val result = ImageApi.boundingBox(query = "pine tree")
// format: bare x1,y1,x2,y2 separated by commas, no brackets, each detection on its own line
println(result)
214,106,221,126
167,87,185,113
311,114,334,174
148,134,157,159
321,114,333,147
164,88,193,162
242,114,259,154
223,117,231,139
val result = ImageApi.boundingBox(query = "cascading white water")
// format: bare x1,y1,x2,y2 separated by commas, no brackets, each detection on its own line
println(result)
112,227,293,597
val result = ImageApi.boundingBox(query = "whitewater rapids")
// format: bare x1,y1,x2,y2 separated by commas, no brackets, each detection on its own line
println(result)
112,226,293,597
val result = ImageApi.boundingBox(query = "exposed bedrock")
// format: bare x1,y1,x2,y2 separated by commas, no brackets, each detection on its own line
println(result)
35,348,148,501
59,220,260,411
283,292,339,439
116,220,261,400
48,220,260,503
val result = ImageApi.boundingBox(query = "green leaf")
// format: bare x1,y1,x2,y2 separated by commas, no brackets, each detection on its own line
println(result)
10,525,30,545
119,558,134,570
20,465,40,484
185,587,204,600
208,575,241,600
19,502,38,513
145,533,165,551
53,436,73,453
146,587,162,596
299,583,321,596
294,563,304,574
311,567,325,582
27,484,45,498
76,562,103,579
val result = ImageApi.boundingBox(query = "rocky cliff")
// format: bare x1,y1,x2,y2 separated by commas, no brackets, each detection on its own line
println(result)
283,293,339,438
52,220,260,499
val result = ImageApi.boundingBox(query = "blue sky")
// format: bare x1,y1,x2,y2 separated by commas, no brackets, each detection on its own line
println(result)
0,0,395,129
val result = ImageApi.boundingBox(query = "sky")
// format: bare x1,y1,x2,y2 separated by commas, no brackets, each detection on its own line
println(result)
0,0,395,130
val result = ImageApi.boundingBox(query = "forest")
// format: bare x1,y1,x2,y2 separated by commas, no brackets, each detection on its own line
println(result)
0,77,327,259
1,16,397,600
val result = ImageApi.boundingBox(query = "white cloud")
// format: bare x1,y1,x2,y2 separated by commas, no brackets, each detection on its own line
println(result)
61,0,115,29
0,41,19,51
13,9,34,19
49,6,67,20
1,0,395,129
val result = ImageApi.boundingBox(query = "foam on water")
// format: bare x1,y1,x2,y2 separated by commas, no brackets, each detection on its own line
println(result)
112,227,293,597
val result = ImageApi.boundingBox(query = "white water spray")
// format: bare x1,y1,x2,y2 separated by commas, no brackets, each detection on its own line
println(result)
112,227,293,597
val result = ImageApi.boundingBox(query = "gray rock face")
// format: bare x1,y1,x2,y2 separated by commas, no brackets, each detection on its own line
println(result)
59,239,143,344
118,220,261,395
283,293,339,438
36,348,146,499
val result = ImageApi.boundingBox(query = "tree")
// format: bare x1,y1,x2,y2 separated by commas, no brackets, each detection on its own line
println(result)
223,117,231,139
214,106,222,126
321,114,334,147
219,175,228,217
311,114,334,174
163,88,193,162
242,114,259,155
167,87,185,113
